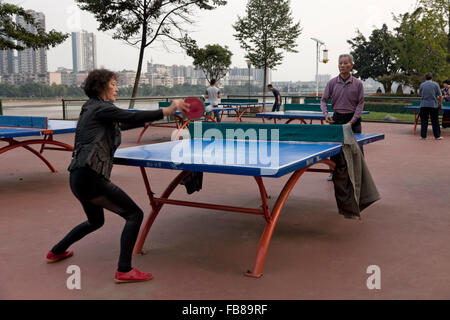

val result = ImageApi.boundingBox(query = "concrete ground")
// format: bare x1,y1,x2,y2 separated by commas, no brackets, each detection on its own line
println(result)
1,119,450,300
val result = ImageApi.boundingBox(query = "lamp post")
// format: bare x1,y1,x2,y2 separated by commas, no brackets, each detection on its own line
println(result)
246,59,251,99
311,37,326,98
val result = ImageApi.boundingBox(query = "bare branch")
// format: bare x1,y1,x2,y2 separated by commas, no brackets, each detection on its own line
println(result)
144,1,198,48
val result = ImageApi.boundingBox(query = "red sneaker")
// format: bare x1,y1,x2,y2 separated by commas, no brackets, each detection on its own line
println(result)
114,268,153,283
46,250,73,263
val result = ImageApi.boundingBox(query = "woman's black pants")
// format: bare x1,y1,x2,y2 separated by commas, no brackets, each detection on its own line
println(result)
51,167,143,273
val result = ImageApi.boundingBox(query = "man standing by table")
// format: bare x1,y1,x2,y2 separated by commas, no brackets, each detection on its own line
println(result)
321,53,364,134
321,53,365,182
268,84,282,112
419,73,442,140
320,54,377,219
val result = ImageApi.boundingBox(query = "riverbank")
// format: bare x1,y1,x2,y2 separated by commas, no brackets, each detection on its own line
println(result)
1,98,64,108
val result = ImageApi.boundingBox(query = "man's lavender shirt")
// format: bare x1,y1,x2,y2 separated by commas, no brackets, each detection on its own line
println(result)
320,75,365,123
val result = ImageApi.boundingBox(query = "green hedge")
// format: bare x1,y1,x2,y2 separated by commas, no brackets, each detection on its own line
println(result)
364,103,415,114
221,98,259,103
364,102,450,114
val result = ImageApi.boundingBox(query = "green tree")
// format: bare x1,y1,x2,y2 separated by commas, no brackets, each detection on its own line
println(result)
348,24,398,93
393,5,448,90
417,0,449,76
184,41,232,83
0,2,68,50
76,0,227,108
233,0,301,103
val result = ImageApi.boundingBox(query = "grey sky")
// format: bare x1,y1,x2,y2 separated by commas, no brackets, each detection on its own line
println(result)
10,0,416,81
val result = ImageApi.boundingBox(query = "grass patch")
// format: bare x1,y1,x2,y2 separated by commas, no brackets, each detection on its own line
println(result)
362,112,415,123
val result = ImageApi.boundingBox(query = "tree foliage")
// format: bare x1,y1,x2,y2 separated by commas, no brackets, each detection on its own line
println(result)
348,24,398,93
347,0,449,93
0,83,83,98
418,0,449,73
233,0,301,101
183,41,232,83
393,5,448,90
0,2,68,50
76,0,227,106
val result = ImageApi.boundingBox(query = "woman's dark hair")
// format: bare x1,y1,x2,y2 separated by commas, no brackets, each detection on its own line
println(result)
82,69,118,98
444,79,450,85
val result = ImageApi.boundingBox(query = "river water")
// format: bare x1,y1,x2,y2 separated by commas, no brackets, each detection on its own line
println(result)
2,101,160,119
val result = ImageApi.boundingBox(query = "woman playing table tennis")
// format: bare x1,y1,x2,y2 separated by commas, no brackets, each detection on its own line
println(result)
45,69,189,283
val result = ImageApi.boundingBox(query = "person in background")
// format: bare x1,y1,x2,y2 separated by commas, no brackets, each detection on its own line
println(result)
46,69,189,284
268,84,282,112
441,79,450,128
205,79,221,122
419,73,443,139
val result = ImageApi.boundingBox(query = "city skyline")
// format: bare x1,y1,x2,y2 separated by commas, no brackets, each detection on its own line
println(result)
16,10,47,74
71,30,97,73
5,0,417,82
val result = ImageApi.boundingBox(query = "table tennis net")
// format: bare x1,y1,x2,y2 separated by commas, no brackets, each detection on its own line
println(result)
0,116,48,129
188,123,345,143
284,104,333,113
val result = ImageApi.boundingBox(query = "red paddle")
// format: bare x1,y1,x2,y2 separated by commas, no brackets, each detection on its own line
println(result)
184,97,204,119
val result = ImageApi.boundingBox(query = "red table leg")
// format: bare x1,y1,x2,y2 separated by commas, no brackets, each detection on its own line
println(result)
133,170,191,254
136,123,151,143
413,110,419,135
133,159,335,277
245,159,335,278
1,138,73,172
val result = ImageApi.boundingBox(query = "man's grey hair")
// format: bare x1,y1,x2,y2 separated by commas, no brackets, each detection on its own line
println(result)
339,54,354,64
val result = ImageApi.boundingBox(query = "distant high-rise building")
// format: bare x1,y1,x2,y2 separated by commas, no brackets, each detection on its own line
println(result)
16,10,47,74
315,74,331,84
72,30,97,73
0,47,15,75
226,67,270,86
0,16,16,76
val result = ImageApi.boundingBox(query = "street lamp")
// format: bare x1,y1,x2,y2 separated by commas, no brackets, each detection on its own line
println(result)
311,37,328,98
246,59,251,99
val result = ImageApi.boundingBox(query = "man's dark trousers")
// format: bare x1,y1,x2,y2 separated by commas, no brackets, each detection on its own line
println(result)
420,107,440,138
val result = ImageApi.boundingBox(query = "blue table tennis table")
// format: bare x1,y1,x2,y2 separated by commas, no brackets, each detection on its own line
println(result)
404,105,450,134
136,107,238,143
0,116,77,172
256,111,370,124
219,102,273,122
114,122,384,277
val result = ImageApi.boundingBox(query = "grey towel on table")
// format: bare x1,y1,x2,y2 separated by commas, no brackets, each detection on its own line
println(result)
332,124,381,219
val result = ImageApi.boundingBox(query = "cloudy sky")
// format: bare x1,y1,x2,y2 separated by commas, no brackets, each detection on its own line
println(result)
9,0,416,81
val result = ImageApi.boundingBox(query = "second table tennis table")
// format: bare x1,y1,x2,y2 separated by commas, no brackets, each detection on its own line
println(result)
136,107,238,143
219,102,273,122
404,105,450,134
256,110,370,124
0,116,77,172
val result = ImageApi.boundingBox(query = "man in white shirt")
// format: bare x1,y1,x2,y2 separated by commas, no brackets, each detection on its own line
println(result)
205,79,221,121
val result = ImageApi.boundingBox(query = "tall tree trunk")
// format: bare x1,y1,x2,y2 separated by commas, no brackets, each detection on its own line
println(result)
380,80,393,93
263,64,267,111
129,22,148,109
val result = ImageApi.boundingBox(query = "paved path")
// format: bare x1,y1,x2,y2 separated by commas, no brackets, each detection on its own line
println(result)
1,122,450,299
